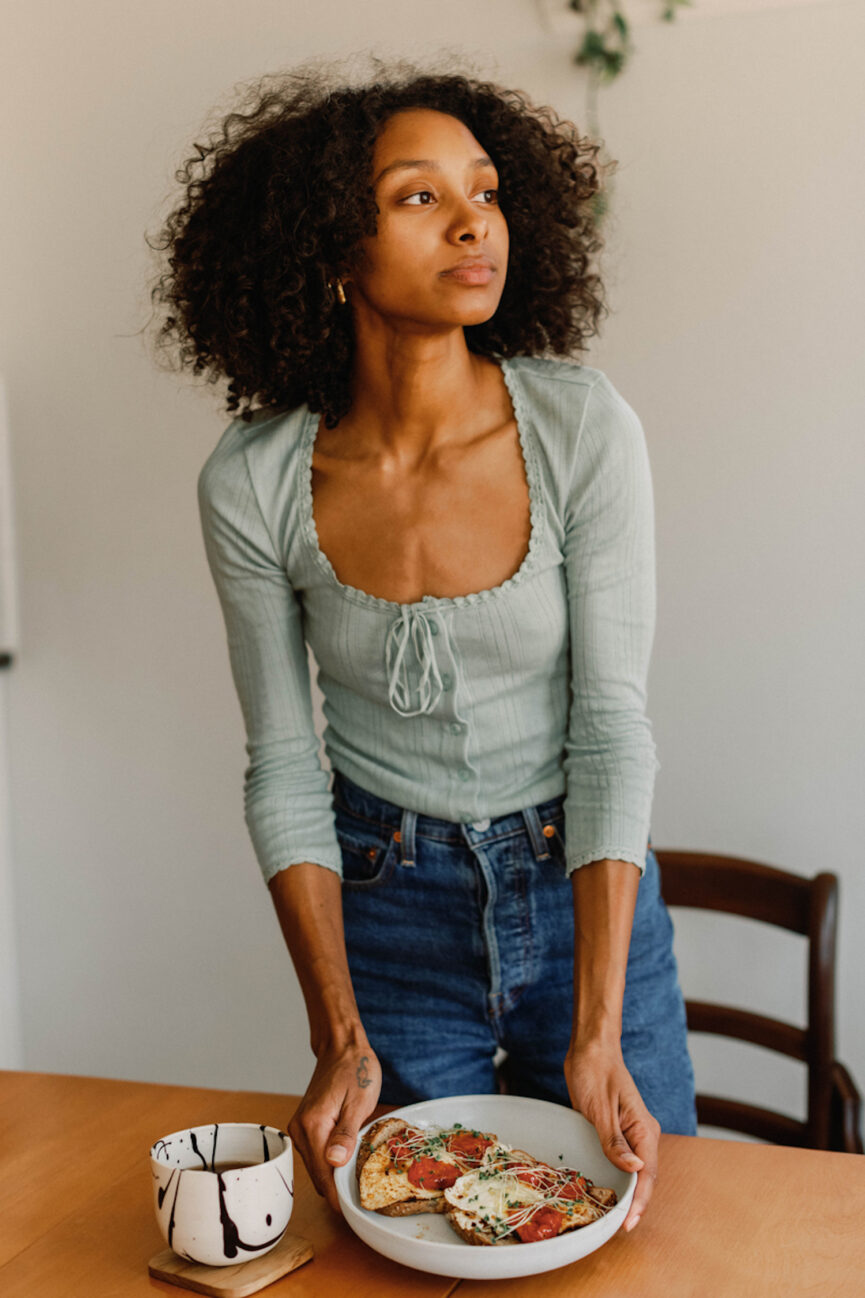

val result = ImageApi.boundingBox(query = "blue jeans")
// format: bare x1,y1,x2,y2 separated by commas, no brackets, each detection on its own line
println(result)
332,769,697,1135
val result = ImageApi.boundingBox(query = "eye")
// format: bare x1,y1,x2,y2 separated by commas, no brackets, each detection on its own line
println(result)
401,190,436,205
475,188,499,204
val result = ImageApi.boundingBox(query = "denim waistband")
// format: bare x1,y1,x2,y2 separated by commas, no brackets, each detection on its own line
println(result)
331,767,565,847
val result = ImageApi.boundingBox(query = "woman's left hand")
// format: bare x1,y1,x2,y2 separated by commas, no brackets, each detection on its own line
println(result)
563,1036,660,1233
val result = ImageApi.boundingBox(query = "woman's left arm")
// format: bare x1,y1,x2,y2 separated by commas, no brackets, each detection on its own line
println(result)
565,857,659,1232
559,373,661,1230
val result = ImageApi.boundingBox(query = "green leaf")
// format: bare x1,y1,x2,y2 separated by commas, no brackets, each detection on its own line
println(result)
603,48,627,77
580,31,608,57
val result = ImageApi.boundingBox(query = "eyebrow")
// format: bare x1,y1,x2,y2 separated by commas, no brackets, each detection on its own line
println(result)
373,156,497,185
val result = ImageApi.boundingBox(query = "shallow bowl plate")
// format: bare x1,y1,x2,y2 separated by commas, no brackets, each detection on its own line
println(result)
334,1094,636,1280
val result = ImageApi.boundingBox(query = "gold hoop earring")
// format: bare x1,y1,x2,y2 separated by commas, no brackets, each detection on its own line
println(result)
331,277,347,306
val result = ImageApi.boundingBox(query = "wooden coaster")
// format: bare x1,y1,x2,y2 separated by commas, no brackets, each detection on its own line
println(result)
148,1231,313,1297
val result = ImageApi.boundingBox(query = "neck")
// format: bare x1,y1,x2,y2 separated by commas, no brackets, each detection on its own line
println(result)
345,312,495,456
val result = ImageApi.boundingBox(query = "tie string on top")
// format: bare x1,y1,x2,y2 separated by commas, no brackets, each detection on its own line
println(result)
385,607,444,717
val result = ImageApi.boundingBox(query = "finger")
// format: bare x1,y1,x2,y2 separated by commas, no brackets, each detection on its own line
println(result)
599,1122,644,1175
325,1118,358,1166
290,1112,342,1212
309,1117,346,1212
287,1113,322,1194
325,1081,380,1169
623,1164,655,1232
310,1135,343,1213
623,1122,659,1231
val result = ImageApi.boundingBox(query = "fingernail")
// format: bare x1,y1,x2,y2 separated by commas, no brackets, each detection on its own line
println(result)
327,1145,347,1164
626,1214,641,1232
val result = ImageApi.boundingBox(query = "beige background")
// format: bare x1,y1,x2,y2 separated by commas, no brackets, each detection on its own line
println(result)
1,0,862,1133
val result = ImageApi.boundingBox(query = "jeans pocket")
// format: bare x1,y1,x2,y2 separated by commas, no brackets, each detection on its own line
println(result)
335,810,400,890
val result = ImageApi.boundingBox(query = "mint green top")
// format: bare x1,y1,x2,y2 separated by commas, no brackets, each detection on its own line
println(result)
197,355,658,882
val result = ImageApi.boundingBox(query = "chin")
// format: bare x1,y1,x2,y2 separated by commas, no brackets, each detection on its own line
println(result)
450,297,504,328
460,307,501,328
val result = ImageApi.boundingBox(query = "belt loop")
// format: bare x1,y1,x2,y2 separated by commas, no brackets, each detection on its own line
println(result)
398,808,417,867
521,804,551,861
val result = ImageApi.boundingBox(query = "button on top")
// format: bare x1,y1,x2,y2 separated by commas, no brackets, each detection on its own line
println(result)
458,768,471,782
429,622,439,636
449,721,463,734
440,672,452,690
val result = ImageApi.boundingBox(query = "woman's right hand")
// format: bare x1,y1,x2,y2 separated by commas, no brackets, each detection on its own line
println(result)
288,1040,382,1212
268,862,382,1211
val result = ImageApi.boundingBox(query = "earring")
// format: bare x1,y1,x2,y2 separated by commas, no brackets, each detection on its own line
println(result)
331,277,347,306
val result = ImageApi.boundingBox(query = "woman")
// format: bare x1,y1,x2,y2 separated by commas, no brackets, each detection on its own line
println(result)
151,62,696,1233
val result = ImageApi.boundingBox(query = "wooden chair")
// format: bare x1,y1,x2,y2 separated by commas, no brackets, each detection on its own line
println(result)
656,849,862,1153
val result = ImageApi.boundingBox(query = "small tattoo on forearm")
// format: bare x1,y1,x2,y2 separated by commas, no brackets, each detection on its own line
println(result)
356,1056,372,1089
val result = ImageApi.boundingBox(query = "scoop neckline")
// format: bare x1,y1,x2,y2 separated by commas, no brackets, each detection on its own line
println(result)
299,357,544,613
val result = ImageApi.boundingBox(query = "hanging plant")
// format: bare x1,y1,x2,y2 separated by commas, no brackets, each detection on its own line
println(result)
570,0,691,85
571,1,633,82
559,1,691,220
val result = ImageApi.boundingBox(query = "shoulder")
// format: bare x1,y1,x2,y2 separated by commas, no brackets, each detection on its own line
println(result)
504,354,641,438
198,403,310,517
503,354,603,403
503,355,648,487
506,350,639,410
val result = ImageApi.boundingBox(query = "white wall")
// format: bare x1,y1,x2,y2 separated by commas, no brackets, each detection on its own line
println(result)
0,375,22,1068
2,0,862,1129
0,676,22,1069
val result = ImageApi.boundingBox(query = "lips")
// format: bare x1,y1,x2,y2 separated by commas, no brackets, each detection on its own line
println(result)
440,256,496,286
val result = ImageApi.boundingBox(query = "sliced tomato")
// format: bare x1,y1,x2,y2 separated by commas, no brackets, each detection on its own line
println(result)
515,1166,547,1189
386,1136,412,1169
446,1132,493,1163
514,1206,564,1242
556,1174,588,1201
406,1157,460,1191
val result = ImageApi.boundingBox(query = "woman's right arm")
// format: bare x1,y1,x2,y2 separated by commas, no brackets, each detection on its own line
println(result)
269,862,381,1210
197,425,378,1209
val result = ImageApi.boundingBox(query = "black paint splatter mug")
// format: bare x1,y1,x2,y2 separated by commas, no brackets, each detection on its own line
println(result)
150,1122,294,1266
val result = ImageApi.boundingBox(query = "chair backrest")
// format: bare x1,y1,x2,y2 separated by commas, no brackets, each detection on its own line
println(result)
655,850,838,1149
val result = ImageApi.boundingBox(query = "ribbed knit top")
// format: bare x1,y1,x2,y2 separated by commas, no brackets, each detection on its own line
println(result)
197,355,658,882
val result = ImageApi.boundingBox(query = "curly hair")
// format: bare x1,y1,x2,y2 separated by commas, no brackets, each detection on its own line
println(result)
148,59,614,427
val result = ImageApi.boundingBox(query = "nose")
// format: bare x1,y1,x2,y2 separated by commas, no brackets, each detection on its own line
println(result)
449,195,488,245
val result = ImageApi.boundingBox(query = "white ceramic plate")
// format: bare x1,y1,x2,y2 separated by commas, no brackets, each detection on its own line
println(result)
333,1094,636,1280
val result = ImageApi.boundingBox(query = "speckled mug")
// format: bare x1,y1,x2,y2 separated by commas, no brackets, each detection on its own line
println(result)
150,1122,293,1266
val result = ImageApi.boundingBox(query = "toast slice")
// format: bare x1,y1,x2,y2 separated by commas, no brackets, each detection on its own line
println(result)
443,1156,618,1246
355,1117,411,1183
356,1120,498,1216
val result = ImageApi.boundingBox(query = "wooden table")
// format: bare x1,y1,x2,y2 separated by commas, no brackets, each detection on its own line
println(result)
2,1072,864,1297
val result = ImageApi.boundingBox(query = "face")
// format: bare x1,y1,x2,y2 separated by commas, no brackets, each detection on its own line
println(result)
345,108,509,331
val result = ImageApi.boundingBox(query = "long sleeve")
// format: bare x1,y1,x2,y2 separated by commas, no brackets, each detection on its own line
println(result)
561,374,659,876
197,429,343,882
